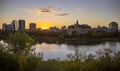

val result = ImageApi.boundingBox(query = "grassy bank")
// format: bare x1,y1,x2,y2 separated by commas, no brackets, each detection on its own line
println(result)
0,45,120,71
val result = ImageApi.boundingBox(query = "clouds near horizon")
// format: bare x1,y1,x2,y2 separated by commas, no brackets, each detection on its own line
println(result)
24,6,69,16
55,13,69,16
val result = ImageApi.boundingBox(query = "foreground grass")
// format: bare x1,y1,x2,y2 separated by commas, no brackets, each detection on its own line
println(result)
0,47,120,71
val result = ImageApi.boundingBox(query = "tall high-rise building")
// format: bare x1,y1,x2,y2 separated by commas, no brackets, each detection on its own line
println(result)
18,20,25,31
109,22,118,32
11,20,18,31
29,23,36,31
2,23,7,31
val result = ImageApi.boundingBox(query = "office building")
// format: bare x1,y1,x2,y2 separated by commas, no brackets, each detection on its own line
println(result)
18,20,25,31
2,23,7,31
29,23,36,31
109,22,118,32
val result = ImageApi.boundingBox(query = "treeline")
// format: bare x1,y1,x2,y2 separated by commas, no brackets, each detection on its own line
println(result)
0,30,120,45
28,31,120,45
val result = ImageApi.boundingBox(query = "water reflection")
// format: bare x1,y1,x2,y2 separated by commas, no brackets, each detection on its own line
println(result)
32,42,120,60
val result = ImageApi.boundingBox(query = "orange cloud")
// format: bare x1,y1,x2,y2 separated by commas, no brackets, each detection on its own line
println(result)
24,6,69,16
55,13,69,16
36,7,60,13
24,6,60,14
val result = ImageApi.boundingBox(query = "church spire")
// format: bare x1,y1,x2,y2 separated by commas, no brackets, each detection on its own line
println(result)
76,19,79,24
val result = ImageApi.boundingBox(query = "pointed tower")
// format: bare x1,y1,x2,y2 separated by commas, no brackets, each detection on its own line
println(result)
74,19,79,27
76,19,79,25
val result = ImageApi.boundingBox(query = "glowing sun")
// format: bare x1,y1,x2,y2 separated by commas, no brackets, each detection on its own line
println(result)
41,27,48,29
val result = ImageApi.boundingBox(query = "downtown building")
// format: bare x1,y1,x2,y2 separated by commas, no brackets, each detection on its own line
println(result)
2,20,17,31
18,20,25,31
29,23,36,31
109,22,118,32
67,20,92,35
2,23,7,31
93,25,108,32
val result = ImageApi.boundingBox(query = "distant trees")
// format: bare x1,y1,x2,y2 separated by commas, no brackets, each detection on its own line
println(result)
0,31,120,45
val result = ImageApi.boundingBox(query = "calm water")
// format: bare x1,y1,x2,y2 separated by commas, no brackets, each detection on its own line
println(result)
32,42,120,60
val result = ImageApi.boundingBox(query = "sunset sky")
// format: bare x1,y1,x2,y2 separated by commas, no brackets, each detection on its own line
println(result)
0,0,120,29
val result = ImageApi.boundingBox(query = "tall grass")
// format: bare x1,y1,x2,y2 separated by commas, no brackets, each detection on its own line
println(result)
0,44,120,71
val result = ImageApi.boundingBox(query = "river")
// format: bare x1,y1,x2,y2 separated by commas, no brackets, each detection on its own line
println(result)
32,42,120,60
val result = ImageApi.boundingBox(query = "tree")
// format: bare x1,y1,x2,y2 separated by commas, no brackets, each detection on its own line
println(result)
7,32,35,55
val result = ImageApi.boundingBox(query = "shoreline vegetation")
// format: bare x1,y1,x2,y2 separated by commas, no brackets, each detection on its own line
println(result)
0,32,120,71
0,30,120,45
0,42,120,71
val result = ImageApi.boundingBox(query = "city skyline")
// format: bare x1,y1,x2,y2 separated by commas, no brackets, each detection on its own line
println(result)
2,19,119,35
2,19,119,29
0,0,120,29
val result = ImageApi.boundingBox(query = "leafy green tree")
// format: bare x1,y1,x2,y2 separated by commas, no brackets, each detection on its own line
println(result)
7,32,35,55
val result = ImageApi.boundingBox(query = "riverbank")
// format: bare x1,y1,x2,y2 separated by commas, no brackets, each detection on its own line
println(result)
0,31,120,45
27,31,120,45
36,36,120,45
0,44,120,71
